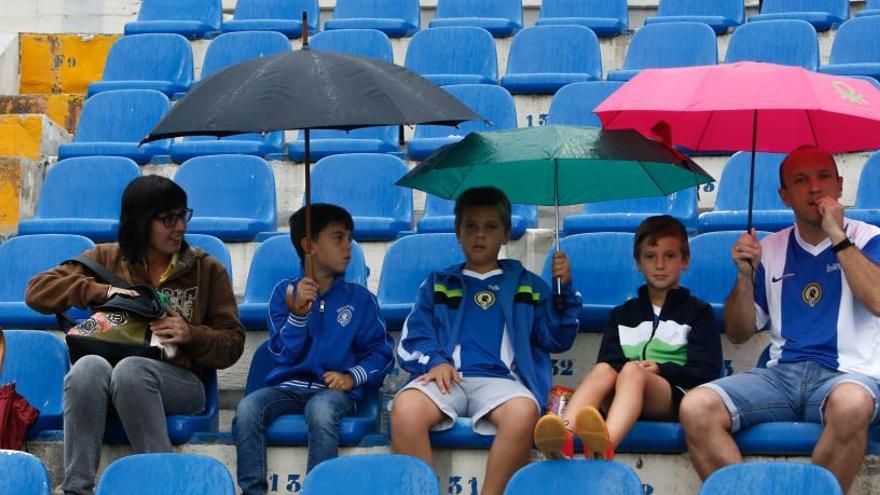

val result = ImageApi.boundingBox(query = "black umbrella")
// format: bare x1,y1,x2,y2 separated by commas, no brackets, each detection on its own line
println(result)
143,15,483,278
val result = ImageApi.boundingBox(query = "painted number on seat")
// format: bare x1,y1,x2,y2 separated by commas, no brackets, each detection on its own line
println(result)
269,473,302,492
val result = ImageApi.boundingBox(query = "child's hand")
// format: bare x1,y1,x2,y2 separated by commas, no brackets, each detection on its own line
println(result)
638,360,660,374
418,363,460,395
551,251,572,286
324,371,354,392
286,278,318,316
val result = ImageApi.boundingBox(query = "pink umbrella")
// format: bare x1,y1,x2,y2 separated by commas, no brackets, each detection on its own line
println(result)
595,61,880,229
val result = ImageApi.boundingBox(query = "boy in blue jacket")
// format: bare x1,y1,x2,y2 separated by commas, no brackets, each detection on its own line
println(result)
233,204,393,495
391,187,581,495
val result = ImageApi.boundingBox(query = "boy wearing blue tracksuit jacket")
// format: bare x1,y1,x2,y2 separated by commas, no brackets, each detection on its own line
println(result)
233,204,393,495
391,187,581,495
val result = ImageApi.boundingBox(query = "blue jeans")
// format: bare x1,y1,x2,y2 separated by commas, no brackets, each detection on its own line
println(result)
232,386,355,495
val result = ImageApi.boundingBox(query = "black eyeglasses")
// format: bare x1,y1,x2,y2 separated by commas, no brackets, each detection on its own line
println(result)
155,208,193,228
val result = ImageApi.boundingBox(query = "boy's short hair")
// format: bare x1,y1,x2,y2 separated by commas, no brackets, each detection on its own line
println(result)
453,187,512,232
289,203,355,266
633,215,690,260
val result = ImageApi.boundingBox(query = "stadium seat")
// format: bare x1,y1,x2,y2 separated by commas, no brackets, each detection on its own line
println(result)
501,25,602,94
174,155,276,241
223,0,319,38
408,84,516,160
0,234,95,328
324,0,420,38
429,0,522,37
171,132,285,163
546,81,624,127
563,188,699,235
57,89,172,164
749,0,849,31
417,195,537,239
725,19,820,70
698,152,795,233
377,233,465,329
847,151,880,226
505,460,643,494
95,453,235,495
288,127,399,161
535,0,628,37
699,462,842,494
310,154,413,241
237,235,369,329
184,233,233,282
124,0,222,39
404,26,498,85
87,34,193,98
856,0,880,17
310,28,394,62
541,233,641,332
304,455,439,495
644,0,744,34
0,330,69,438
242,341,382,445
817,17,880,82
607,22,718,82
0,450,51,495
18,157,140,242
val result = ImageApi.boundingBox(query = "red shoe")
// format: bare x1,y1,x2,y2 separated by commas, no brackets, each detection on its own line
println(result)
574,406,615,460
534,414,574,460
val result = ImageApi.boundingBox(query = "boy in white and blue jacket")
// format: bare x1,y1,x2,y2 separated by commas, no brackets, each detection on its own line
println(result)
391,187,581,495
233,204,393,495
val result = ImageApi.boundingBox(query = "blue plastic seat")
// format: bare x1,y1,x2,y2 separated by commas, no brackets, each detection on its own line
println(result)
857,0,880,17
174,155,276,241
725,19,819,70
0,234,95,328
58,89,172,164
408,84,516,160
304,454,439,495
124,0,222,39
310,28,394,62
87,34,193,98
541,233,641,332
18,157,140,242
404,26,498,85
288,127,399,161
607,22,718,82
645,0,744,34
429,0,522,37
535,0,628,37
817,17,880,82
846,151,880,226
501,25,602,94
417,195,537,239
546,81,624,127
324,0,420,38
0,330,69,438
184,233,233,282
309,154,413,241
238,236,369,329
243,341,381,445
749,0,849,31
377,233,465,329
0,450,51,495
505,460,643,494
171,132,285,163
699,462,842,494
564,188,699,235
698,152,795,233
95,453,235,495
223,0,318,37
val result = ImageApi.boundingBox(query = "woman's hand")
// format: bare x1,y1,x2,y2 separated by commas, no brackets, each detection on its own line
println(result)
150,306,192,344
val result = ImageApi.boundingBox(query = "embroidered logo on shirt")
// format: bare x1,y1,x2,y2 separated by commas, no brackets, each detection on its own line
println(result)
771,273,796,283
802,282,822,308
826,263,841,273
474,291,496,310
337,305,354,327
158,287,197,320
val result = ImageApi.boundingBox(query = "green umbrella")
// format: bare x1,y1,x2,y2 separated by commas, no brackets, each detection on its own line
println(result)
396,125,714,298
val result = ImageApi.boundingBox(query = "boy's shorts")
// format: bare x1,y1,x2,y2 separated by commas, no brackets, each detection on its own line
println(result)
397,376,540,435
700,360,880,433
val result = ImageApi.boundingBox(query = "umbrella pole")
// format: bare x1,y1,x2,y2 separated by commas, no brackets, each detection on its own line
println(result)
747,109,757,233
304,128,314,281
554,159,564,311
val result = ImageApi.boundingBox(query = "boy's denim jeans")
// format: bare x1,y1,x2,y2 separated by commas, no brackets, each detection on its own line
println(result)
232,385,355,495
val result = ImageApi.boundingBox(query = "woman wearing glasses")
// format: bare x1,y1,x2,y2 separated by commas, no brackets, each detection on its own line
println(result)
25,175,245,495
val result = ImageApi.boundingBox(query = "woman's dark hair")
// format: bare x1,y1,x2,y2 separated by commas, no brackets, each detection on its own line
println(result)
118,175,188,263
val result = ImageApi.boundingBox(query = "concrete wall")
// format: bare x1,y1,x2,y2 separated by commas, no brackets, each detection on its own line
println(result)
0,34,18,95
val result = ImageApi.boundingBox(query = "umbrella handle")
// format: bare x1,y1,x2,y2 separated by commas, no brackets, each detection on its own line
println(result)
554,279,565,312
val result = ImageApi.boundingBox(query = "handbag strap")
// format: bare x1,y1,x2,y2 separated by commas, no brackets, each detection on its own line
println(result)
64,255,132,290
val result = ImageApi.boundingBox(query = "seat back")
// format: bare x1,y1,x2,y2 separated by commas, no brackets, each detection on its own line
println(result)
505,25,602,79
74,89,171,144
414,84,516,139
0,450,51,495
681,231,770,309
0,234,95,303
101,34,193,86
539,0,628,22
759,0,849,21
547,81,624,127
699,462,843,495
303,454,439,495
434,0,522,23
310,154,412,223
657,0,744,22
332,0,420,26
377,233,465,306
201,31,291,78
622,22,717,70
726,19,819,70
404,26,498,83
95,453,235,495
584,188,697,218
505,459,643,494
34,157,140,220
184,234,233,280
233,0,319,23
310,29,394,62
855,151,880,208
713,152,788,211
828,16,880,65
174,155,276,223
0,331,69,424
136,0,222,25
